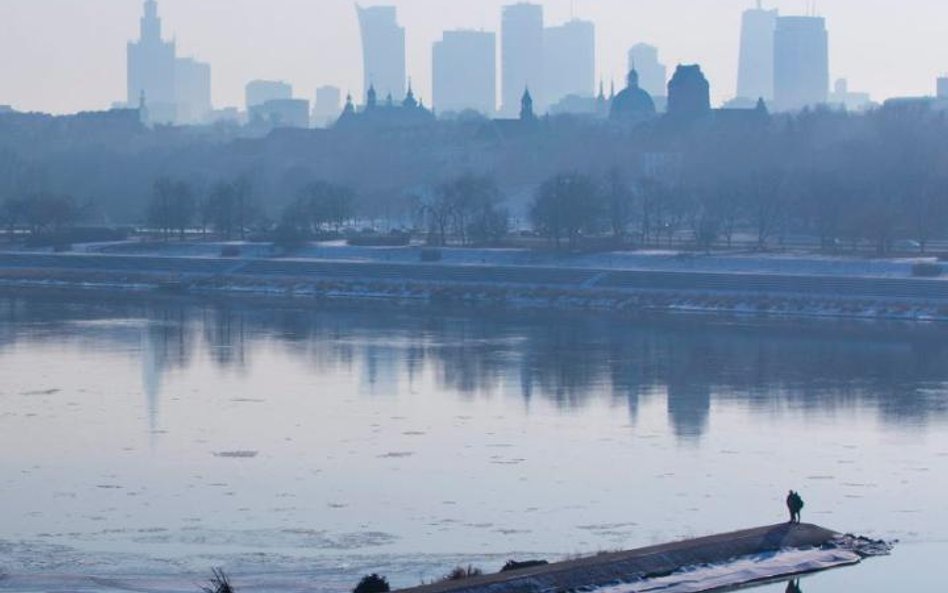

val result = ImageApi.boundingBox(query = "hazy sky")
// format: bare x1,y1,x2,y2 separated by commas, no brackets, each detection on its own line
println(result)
1,0,946,114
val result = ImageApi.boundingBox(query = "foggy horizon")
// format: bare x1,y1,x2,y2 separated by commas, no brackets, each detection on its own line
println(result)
5,3,948,592
2,0,947,115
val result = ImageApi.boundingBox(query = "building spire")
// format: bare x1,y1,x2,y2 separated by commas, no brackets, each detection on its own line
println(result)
138,90,150,125
366,83,377,109
140,0,162,43
520,87,535,121
403,78,418,108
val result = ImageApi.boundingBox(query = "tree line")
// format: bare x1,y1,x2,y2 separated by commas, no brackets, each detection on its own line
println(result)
146,177,258,241
6,105,948,254
1,193,83,238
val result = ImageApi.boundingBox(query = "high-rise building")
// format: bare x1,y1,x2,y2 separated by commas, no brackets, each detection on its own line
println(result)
667,64,711,120
174,57,211,125
127,0,177,124
250,99,311,129
432,30,496,116
937,77,948,99
773,16,829,111
356,5,406,102
313,86,342,127
501,3,544,117
628,43,667,100
127,0,214,126
542,19,596,109
736,2,778,102
245,80,293,111
828,78,872,112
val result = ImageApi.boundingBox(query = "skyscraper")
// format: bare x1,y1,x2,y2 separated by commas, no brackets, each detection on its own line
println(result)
356,5,406,102
736,2,778,102
433,31,496,116
938,77,948,99
313,86,343,127
174,57,211,125
245,80,293,111
543,19,596,109
628,43,668,100
501,3,544,117
773,16,829,111
127,0,176,124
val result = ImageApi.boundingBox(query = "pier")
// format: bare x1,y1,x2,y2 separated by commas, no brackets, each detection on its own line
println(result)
398,523,844,593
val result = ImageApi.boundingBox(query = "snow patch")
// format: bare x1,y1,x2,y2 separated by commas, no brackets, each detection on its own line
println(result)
591,547,861,593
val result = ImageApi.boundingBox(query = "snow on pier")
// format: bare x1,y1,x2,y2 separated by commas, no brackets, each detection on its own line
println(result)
395,524,865,593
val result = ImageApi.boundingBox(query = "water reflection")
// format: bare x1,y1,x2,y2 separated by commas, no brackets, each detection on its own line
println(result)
2,294,948,440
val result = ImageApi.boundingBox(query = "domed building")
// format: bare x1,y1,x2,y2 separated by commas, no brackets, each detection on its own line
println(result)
609,69,656,123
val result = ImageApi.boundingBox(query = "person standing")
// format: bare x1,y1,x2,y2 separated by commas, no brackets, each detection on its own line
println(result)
791,491,804,523
786,490,796,523
786,490,804,523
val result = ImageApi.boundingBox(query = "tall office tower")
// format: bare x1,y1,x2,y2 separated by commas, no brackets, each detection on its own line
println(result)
313,86,342,127
174,58,211,124
938,77,948,99
127,0,177,124
736,2,778,102
356,5,406,102
628,43,668,100
432,31,496,116
542,19,596,108
501,3,544,117
245,80,293,112
773,16,829,111
667,64,711,120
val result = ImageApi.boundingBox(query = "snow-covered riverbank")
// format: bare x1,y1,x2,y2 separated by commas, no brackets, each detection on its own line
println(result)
1,247,947,322
90,242,936,279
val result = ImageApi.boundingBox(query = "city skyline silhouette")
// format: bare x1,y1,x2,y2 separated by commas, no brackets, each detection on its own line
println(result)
1,0,946,115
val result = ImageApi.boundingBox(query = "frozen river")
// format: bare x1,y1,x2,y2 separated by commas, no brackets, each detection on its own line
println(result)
0,294,946,592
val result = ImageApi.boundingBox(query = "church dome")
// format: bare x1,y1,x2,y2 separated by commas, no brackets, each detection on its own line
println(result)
609,69,656,122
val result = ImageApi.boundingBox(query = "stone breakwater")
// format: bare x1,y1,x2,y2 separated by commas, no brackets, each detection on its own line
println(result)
391,523,888,593
1,252,948,321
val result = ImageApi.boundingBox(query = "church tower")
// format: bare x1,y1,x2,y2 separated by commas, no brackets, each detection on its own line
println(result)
520,87,536,121
366,84,378,110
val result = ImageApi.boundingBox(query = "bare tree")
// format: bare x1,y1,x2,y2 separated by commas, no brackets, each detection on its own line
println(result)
743,167,786,251
21,193,78,235
1,197,24,241
283,181,355,236
202,178,257,241
687,189,721,253
432,175,508,246
604,168,634,242
530,173,602,250
148,178,195,240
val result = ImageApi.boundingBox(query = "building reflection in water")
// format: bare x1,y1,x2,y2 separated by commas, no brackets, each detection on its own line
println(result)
3,295,948,441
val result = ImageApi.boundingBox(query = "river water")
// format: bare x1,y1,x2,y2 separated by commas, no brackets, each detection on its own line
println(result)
0,294,945,592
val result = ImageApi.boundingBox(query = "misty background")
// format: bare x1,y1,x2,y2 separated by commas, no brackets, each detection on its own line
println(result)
1,0,945,115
